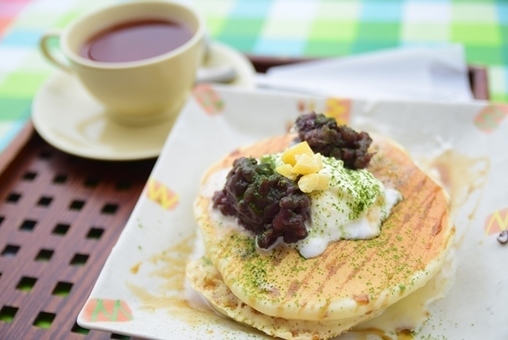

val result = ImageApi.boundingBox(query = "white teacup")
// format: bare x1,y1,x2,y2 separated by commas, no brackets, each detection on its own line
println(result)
40,0,205,126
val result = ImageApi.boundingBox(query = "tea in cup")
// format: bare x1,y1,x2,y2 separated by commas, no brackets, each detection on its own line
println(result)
40,0,205,126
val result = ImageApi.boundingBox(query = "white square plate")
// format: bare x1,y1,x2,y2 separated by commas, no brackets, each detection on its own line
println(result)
78,85,508,339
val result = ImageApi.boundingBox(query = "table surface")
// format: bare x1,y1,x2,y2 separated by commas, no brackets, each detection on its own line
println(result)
0,0,507,152
0,0,502,338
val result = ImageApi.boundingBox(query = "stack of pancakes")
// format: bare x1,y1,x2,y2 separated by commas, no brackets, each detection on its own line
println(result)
186,133,455,339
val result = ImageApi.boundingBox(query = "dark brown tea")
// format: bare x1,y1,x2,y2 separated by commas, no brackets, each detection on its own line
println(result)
80,19,193,63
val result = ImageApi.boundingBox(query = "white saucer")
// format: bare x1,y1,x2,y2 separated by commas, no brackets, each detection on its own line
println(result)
32,42,256,161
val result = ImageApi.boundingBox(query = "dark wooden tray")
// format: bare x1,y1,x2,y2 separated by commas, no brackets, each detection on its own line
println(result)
0,58,489,339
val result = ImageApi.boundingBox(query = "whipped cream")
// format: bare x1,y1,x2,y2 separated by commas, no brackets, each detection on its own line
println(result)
266,154,402,258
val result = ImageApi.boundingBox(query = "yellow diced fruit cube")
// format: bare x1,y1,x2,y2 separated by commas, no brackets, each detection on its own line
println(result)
281,141,314,166
292,154,320,175
298,173,319,193
315,173,330,190
313,153,323,169
276,164,297,180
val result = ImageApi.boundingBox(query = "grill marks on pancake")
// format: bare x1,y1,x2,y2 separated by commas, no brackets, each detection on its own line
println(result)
321,211,406,300
411,178,441,233
283,242,349,316
279,168,437,305
401,175,448,265
305,243,346,295
372,145,449,259
286,280,302,298
272,141,449,306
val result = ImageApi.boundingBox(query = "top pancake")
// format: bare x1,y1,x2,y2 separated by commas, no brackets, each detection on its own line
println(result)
194,133,455,321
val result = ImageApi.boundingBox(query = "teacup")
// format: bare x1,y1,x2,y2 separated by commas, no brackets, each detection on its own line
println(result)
40,0,205,126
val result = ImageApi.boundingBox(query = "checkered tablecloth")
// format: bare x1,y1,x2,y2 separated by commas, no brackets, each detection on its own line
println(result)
0,0,507,153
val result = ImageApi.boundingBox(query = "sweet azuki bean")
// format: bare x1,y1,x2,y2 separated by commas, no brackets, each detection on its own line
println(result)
294,112,374,170
212,157,310,248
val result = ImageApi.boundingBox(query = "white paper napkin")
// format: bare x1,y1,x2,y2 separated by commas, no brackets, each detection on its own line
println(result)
256,44,474,102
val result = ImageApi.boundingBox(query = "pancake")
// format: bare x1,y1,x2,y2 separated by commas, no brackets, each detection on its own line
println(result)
189,132,455,336
186,247,455,340
186,255,379,339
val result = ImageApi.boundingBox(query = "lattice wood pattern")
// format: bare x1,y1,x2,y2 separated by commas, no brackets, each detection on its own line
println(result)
0,128,154,339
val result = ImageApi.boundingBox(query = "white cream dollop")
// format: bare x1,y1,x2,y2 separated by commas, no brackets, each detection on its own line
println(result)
295,186,401,259
271,155,402,258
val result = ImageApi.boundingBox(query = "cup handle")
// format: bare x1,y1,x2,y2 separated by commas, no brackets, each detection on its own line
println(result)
39,30,72,73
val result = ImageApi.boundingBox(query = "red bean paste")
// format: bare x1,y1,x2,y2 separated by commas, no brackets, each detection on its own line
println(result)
295,112,374,170
212,157,310,248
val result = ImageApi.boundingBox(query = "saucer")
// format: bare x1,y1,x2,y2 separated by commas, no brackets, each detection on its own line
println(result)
203,41,256,88
31,42,256,161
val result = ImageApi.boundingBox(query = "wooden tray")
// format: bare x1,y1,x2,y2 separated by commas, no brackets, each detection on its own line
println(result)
0,59,489,339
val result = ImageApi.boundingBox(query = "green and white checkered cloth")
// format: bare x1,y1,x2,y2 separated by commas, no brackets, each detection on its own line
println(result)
1,0,507,153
